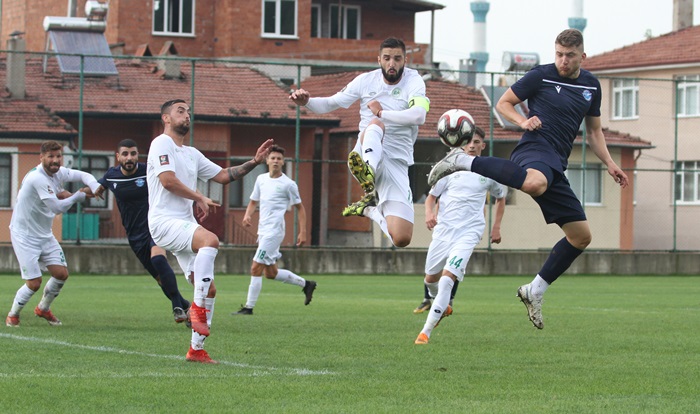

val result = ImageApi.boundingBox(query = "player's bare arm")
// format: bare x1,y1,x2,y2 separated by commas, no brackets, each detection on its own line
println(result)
496,88,541,131
295,203,307,246
424,194,438,231
159,171,219,220
367,100,383,117
213,139,275,184
585,116,629,188
242,199,258,227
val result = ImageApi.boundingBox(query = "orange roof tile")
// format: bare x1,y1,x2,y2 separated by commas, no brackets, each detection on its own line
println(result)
583,26,700,72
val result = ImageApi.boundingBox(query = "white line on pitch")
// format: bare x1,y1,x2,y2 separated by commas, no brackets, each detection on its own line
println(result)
0,332,333,376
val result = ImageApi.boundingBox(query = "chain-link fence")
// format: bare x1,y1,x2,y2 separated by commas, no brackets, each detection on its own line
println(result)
1,50,698,251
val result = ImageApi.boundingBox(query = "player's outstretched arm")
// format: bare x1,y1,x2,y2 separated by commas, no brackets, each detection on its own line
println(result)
294,202,307,246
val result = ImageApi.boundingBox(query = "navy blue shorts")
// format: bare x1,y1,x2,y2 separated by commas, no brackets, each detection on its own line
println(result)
130,238,159,278
512,148,587,227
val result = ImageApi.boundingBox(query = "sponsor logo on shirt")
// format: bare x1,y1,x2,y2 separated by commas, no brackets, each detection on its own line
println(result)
159,155,169,165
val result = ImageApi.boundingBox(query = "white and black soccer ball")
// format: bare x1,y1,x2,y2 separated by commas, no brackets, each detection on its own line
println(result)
436,109,475,148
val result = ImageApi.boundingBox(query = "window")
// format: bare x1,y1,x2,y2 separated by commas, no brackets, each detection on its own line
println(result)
66,155,111,209
329,5,360,39
674,161,700,204
262,0,297,38
153,0,195,36
228,161,267,208
677,75,700,117
566,163,602,205
0,153,12,207
311,4,321,38
612,79,639,120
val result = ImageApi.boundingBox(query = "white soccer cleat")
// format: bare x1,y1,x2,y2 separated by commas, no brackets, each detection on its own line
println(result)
517,284,543,329
427,148,473,187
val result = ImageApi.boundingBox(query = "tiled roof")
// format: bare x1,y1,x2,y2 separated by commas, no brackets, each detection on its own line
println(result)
10,59,339,126
583,25,700,72
298,71,650,148
0,97,76,138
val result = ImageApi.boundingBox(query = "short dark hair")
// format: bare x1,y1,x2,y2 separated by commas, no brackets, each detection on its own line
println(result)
40,140,62,154
379,37,406,55
474,126,485,139
117,139,138,150
269,145,285,156
161,99,186,115
556,29,584,50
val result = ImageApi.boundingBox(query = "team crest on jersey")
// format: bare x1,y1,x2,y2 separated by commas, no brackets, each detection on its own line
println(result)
480,177,486,184
159,155,169,165
391,88,402,98
582,89,592,101
136,178,145,187
47,185,54,194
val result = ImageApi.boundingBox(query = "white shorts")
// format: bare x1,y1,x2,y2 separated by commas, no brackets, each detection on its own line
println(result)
424,233,481,281
149,218,199,276
253,233,284,265
375,157,414,223
10,230,66,280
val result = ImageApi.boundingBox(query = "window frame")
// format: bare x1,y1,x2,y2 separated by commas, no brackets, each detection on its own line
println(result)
566,163,603,206
152,0,196,37
329,4,361,40
261,0,298,39
674,161,700,205
676,75,700,117
0,147,18,209
311,4,321,38
611,78,639,120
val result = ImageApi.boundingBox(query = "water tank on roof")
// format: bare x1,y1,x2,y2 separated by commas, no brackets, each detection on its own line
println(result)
502,52,539,72
43,16,106,33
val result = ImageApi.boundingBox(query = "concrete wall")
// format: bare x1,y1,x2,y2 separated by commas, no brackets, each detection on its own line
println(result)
0,244,697,276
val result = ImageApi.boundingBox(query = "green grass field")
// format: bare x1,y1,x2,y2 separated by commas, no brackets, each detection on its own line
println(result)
0,274,698,413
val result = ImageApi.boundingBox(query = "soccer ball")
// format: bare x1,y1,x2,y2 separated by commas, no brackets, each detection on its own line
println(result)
437,109,475,148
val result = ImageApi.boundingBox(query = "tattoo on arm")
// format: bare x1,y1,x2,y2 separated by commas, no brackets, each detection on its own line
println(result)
228,159,258,182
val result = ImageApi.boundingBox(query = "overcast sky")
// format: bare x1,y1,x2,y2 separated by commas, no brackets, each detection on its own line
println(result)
415,0,700,73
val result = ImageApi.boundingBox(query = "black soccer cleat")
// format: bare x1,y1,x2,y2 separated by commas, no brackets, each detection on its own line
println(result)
232,305,253,315
302,281,317,305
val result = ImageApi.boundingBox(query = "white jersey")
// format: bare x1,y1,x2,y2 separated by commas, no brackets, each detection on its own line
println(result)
429,171,507,242
9,165,95,238
146,134,222,224
250,173,301,237
332,67,427,165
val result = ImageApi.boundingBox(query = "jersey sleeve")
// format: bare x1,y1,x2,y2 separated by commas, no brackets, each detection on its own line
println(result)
488,180,508,199
429,176,448,198
249,175,262,202
332,74,365,108
193,148,223,181
510,66,544,102
587,76,603,117
147,136,176,177
288,181,302,206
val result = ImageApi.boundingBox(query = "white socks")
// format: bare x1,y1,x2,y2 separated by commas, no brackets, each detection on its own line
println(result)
529,274,550,297
421,276,454,337
361,124,383,172
10,284,36,315
193,247,218,306
245,276,263,308
274,269,305,287
37,277,65,311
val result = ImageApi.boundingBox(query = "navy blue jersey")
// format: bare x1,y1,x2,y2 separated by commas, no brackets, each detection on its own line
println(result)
510,63,602,172
98,163,151,244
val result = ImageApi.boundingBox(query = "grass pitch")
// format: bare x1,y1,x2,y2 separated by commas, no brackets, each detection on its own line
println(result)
0,274,698,413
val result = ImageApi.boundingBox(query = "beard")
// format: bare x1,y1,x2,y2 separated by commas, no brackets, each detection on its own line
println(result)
173,123,190,136
121,161,136,172
382,66,404,84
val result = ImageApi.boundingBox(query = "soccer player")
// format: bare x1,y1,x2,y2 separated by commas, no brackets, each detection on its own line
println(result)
147,99,273,363
412,128,503,315
428,29,629,329
289,37,430,247
95,139,191,324
232,145,316,315
5,140,102,327
415,131,507,344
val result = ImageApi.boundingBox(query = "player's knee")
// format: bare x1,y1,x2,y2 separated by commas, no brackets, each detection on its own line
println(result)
263,266,278,279
521,177,547,197
250,262,264,276
26,278,42,292
573,232,592,249
392,234,412,248
368,117,385,131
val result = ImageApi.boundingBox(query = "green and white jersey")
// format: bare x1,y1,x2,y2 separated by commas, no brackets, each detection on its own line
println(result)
430,171,507,242
250,173,301,237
